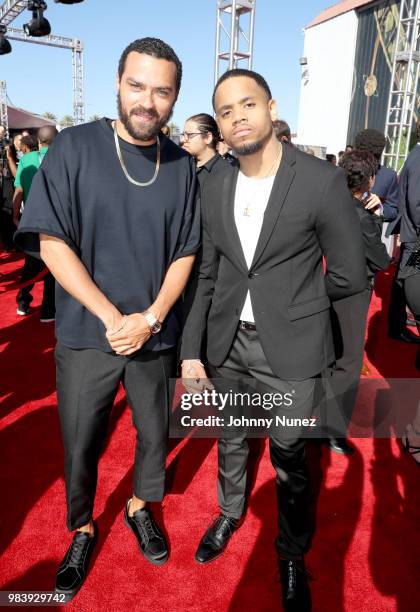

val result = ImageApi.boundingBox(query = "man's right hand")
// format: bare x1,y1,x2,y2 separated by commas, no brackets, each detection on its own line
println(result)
181,360,214,394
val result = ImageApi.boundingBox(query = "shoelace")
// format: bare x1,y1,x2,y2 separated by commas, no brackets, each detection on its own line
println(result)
133,512,162,541
287,561,297,590
69,536,89,566
212,515,237,537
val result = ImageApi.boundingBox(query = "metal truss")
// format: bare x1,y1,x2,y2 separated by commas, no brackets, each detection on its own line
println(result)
383,0,420,170
0,0,27,27
0,80,8,137
5,27,85,124
214,0,256,85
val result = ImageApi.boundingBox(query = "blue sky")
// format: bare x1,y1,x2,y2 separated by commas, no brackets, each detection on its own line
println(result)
0,0,329,131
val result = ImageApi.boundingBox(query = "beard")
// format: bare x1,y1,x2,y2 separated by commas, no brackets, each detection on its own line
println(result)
230,125,273,156
117,92,173,142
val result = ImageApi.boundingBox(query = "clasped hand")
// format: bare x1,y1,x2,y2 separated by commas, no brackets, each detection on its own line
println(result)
106,313,151,356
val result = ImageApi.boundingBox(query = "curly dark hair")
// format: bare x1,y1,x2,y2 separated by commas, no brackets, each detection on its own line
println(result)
339,150,378,194
118,37,182,96
354,129,386,160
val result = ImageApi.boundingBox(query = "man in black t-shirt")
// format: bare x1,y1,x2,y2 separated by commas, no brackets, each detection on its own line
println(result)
15,38,200,600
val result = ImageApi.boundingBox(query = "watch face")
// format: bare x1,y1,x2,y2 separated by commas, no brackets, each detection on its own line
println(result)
151,322,162,335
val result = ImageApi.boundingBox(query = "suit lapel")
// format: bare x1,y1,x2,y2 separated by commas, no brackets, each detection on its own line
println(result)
250,145,296,269
221,165,248,272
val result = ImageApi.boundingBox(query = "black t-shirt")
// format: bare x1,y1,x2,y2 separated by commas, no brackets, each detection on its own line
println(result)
14,118,200,352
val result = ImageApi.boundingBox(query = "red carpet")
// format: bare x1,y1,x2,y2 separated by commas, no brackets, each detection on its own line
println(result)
1,252,419,611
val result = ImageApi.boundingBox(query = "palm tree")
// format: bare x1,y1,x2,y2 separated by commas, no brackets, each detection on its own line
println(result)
89,114,101,122
43,112,58,123
60,115,74,128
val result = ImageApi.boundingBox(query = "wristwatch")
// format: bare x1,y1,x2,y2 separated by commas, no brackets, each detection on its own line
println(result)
142,310,162,335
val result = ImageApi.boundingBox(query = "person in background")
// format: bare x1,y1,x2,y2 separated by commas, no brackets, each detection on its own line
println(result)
0,131,18,251
13,127,58,321
326,150,390,455
272,118,291,143
326,153,337,165
345,144,354,152
338,150,345,163
386,121,420,345
354,129,398,223
181,113,229,189
217,138,236,164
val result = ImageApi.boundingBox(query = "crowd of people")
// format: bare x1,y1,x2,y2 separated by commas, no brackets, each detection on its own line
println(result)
1,35,419,610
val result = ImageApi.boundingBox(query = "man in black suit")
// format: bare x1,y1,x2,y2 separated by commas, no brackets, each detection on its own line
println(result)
388,122,420,342
180,68,366,610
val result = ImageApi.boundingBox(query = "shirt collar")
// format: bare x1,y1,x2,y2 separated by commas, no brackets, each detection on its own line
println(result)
197,153,220,173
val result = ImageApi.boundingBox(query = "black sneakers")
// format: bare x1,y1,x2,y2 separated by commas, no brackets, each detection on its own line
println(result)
124,499,168,565
55,528,97,601
278,557,312,611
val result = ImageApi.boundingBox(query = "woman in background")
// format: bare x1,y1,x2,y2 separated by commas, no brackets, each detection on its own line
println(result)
326,150,390,454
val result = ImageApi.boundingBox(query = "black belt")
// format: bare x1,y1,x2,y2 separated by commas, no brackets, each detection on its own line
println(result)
239,320,257,331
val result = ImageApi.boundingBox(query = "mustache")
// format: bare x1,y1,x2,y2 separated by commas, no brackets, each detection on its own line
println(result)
130,105,159,120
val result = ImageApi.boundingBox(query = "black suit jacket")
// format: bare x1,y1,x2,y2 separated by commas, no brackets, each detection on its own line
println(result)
387,144,420,240
181,144,367,380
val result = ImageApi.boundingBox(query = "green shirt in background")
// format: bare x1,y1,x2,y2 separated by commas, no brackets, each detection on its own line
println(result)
14,146,48,202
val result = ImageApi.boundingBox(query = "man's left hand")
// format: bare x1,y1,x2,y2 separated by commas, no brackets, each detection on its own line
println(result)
106,313,151,355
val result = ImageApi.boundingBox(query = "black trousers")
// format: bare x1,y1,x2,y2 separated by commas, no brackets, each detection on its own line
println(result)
55,343,176,531
0,209,15,250
208,327,319,560
404,275,420,365
328,287,372,433
16,254,55,313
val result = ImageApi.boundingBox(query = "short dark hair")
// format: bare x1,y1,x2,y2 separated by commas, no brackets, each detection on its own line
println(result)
21,134,38,151
272,119,291,141
186,113,220,150
38,125,58,145
326,154,336,163
118,37,182,95
354,129,386,160
339,150,378,194
212,68,272,110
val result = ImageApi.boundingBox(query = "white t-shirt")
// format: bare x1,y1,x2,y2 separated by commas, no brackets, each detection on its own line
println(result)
234,170,276,322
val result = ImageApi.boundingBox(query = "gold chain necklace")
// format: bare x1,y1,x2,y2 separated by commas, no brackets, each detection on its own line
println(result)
113,120,160,187
242,145,282,217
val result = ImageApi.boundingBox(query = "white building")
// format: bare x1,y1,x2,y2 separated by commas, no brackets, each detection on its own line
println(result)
297,0,400,156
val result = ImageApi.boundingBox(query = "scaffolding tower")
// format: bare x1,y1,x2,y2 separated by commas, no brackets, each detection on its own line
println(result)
0,81,8,138
383,0,420,170
214,0,256,85
0,1,85,125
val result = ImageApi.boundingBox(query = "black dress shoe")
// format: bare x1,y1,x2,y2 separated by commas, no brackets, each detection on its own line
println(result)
55,528,97,601
195,514,239,564
279,557,311,611
124,499,168,565
328,437,354,455
389,329,420,344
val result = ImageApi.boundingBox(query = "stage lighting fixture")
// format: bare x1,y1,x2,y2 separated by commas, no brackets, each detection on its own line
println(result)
23,1,52,37
0,25,12,55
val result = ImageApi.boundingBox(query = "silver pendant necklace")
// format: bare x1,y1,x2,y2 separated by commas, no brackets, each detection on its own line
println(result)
242,145,282,217
113,120,160,187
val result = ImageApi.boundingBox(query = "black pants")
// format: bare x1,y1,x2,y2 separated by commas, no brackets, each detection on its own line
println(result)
0,209,15,250
16,254,55,313
404,275,420,365
328,287,372,433
208,327,319,560
55,343,176,531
